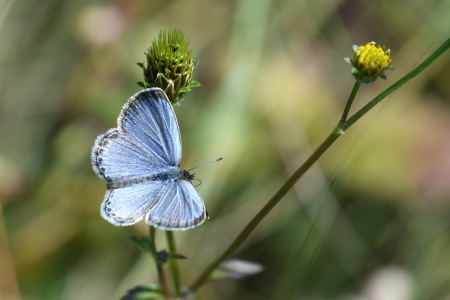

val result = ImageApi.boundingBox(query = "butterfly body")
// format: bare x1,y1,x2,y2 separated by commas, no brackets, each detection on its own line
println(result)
91,88,206,230
105,168,194,190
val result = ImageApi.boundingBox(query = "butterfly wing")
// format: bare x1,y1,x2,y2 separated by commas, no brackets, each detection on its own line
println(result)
146,180,206,230
91,128,162,182
92,88,204,229
100,181,165,226
118,88,182,168
91,88,182,182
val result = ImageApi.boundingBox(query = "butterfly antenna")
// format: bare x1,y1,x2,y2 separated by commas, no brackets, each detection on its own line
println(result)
188,157,223,172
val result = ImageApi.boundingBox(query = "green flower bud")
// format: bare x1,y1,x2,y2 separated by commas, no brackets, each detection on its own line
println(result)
345,41,393,84
137,29,200,104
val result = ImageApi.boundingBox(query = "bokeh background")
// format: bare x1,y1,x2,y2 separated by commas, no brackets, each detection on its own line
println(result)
1,0,449,299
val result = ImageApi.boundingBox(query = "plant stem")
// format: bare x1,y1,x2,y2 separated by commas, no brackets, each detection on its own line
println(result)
189,38,450,292
149,226,171,298
190,128,342,291
339,81,361,125
166,231,181,296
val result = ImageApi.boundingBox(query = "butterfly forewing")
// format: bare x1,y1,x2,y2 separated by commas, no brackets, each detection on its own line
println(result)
91,128,165,182
118,89,182,167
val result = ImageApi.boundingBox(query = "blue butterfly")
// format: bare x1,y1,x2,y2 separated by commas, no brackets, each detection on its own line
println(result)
91,88,207,230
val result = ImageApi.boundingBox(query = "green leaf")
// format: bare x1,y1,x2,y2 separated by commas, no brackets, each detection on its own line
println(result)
178,87,190,93
121,285,162,300
169,252,187,260
188,81,200,88
136,62,145,69
137,82,146,88
131,236,151,252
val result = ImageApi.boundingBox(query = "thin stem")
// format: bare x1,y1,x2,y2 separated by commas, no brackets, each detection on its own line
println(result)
166,231,181,297
149,227,171,299
190,129,342,291
189,38,450,293
339,81,361,125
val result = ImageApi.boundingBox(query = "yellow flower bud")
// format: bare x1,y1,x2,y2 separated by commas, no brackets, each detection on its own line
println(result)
345,42,393,83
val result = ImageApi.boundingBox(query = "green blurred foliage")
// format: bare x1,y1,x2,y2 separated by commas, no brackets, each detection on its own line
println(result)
0,0,449,299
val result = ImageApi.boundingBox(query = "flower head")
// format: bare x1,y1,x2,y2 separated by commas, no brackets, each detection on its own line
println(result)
137,29,199,104
345,41,393,83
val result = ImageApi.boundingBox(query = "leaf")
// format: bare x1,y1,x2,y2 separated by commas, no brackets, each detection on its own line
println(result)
188,81,200,88
131,236,151,253
156,250,187,263
136,62,145,69
169,252,187,260
210,259,264,280
178,87,190,93
121,285,162,300
137,81,146,88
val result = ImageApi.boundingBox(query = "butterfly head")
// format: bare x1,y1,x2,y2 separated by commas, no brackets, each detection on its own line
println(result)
179,169,195,181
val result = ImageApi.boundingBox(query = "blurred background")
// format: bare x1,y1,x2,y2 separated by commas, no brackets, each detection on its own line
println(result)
0,0,449,299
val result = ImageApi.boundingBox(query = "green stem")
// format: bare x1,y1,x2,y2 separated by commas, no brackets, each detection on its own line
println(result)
189,38,450,292
190,128,342,291
339,81,361,125
166,231,181,296
149,227,170,299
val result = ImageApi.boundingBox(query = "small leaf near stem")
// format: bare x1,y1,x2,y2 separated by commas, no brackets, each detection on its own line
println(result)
120,285,163,300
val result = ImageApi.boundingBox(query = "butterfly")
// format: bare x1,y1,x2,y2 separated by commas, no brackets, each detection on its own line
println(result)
91,88,207,230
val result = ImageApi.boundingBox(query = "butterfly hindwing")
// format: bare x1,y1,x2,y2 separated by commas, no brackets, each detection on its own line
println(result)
100,181,165,226
146,180,206,230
